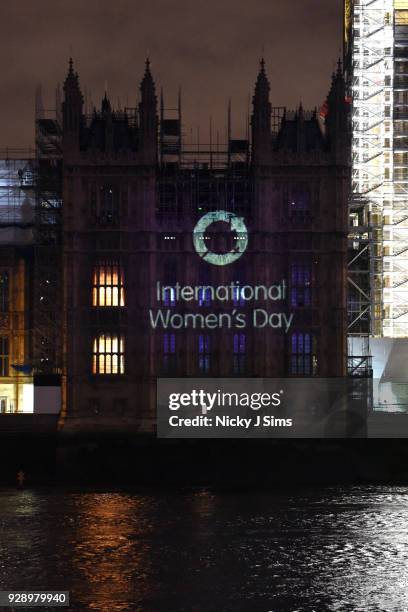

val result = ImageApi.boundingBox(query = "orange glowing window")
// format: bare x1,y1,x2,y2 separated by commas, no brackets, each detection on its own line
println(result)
92,333,125,375
92,262,125,307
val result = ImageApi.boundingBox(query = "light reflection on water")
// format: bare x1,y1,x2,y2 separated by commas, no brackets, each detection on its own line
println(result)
0,486,407,611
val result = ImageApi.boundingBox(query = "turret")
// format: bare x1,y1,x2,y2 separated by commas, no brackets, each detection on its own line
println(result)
101,93,113,150
138,58,158,164
101,92,112,115
62,58,83,135
251,58,272,164
325,60,349,159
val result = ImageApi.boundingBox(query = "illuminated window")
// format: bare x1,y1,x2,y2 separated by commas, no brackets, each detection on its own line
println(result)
233,333,246,374
0,273,9,312
92,262,125,307
0,336,9,377
290,333,317,376
198,335,210,374
92,334,125,375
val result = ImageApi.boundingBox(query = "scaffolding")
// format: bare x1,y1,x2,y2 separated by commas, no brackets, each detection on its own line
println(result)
32,109,62,373
157,93,252,226
0,152,35,238
388,2,408,335
0,151,36,412
350,0,408,338
351,0,394,338
159,92,252,171
0,116,62,375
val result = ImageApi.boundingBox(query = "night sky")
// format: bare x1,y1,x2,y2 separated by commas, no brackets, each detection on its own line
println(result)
0,0,342,148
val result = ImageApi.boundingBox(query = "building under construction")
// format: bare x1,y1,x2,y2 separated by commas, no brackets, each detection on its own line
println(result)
346,0,408,410
0,89,62,414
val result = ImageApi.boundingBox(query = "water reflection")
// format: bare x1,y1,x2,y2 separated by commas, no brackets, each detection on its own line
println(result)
67,494,156,610
0,487,407,610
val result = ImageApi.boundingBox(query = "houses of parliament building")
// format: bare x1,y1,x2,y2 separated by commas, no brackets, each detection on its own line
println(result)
0,58,351,432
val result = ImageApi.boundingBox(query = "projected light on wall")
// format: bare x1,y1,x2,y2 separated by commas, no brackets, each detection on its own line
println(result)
192,210,248,267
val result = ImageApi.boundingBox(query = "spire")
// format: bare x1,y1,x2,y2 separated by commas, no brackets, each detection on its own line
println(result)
63,57,83,110
329,58,345,100
253,57,270,104
140,56,156,105
62,57,83,137
139,57,157,115
325,58,349,157
138,58,158,163
101,92,111,114
251,57,271,164
64,57,81,93
101,92,113,150
141,57,155,96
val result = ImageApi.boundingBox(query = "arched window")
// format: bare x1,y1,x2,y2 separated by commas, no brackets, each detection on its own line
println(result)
92,333,125,375
92,261,125,307
290,332,317,376
290,262,312,308
198,335,211,374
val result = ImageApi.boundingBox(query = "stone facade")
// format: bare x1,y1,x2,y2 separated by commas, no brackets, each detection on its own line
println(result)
59,59,350,432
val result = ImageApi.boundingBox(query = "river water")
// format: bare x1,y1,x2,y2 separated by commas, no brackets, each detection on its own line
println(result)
0,486,407,611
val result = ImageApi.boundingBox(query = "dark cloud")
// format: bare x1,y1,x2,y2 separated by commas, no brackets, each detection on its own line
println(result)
0,0,342,148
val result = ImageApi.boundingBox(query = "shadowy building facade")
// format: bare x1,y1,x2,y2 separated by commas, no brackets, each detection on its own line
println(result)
58,58,350,432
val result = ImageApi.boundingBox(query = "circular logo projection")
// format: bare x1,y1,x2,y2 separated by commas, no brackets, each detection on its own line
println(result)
193,210,248,266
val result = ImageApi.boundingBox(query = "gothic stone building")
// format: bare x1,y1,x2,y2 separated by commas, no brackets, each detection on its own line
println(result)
59,59,350,432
